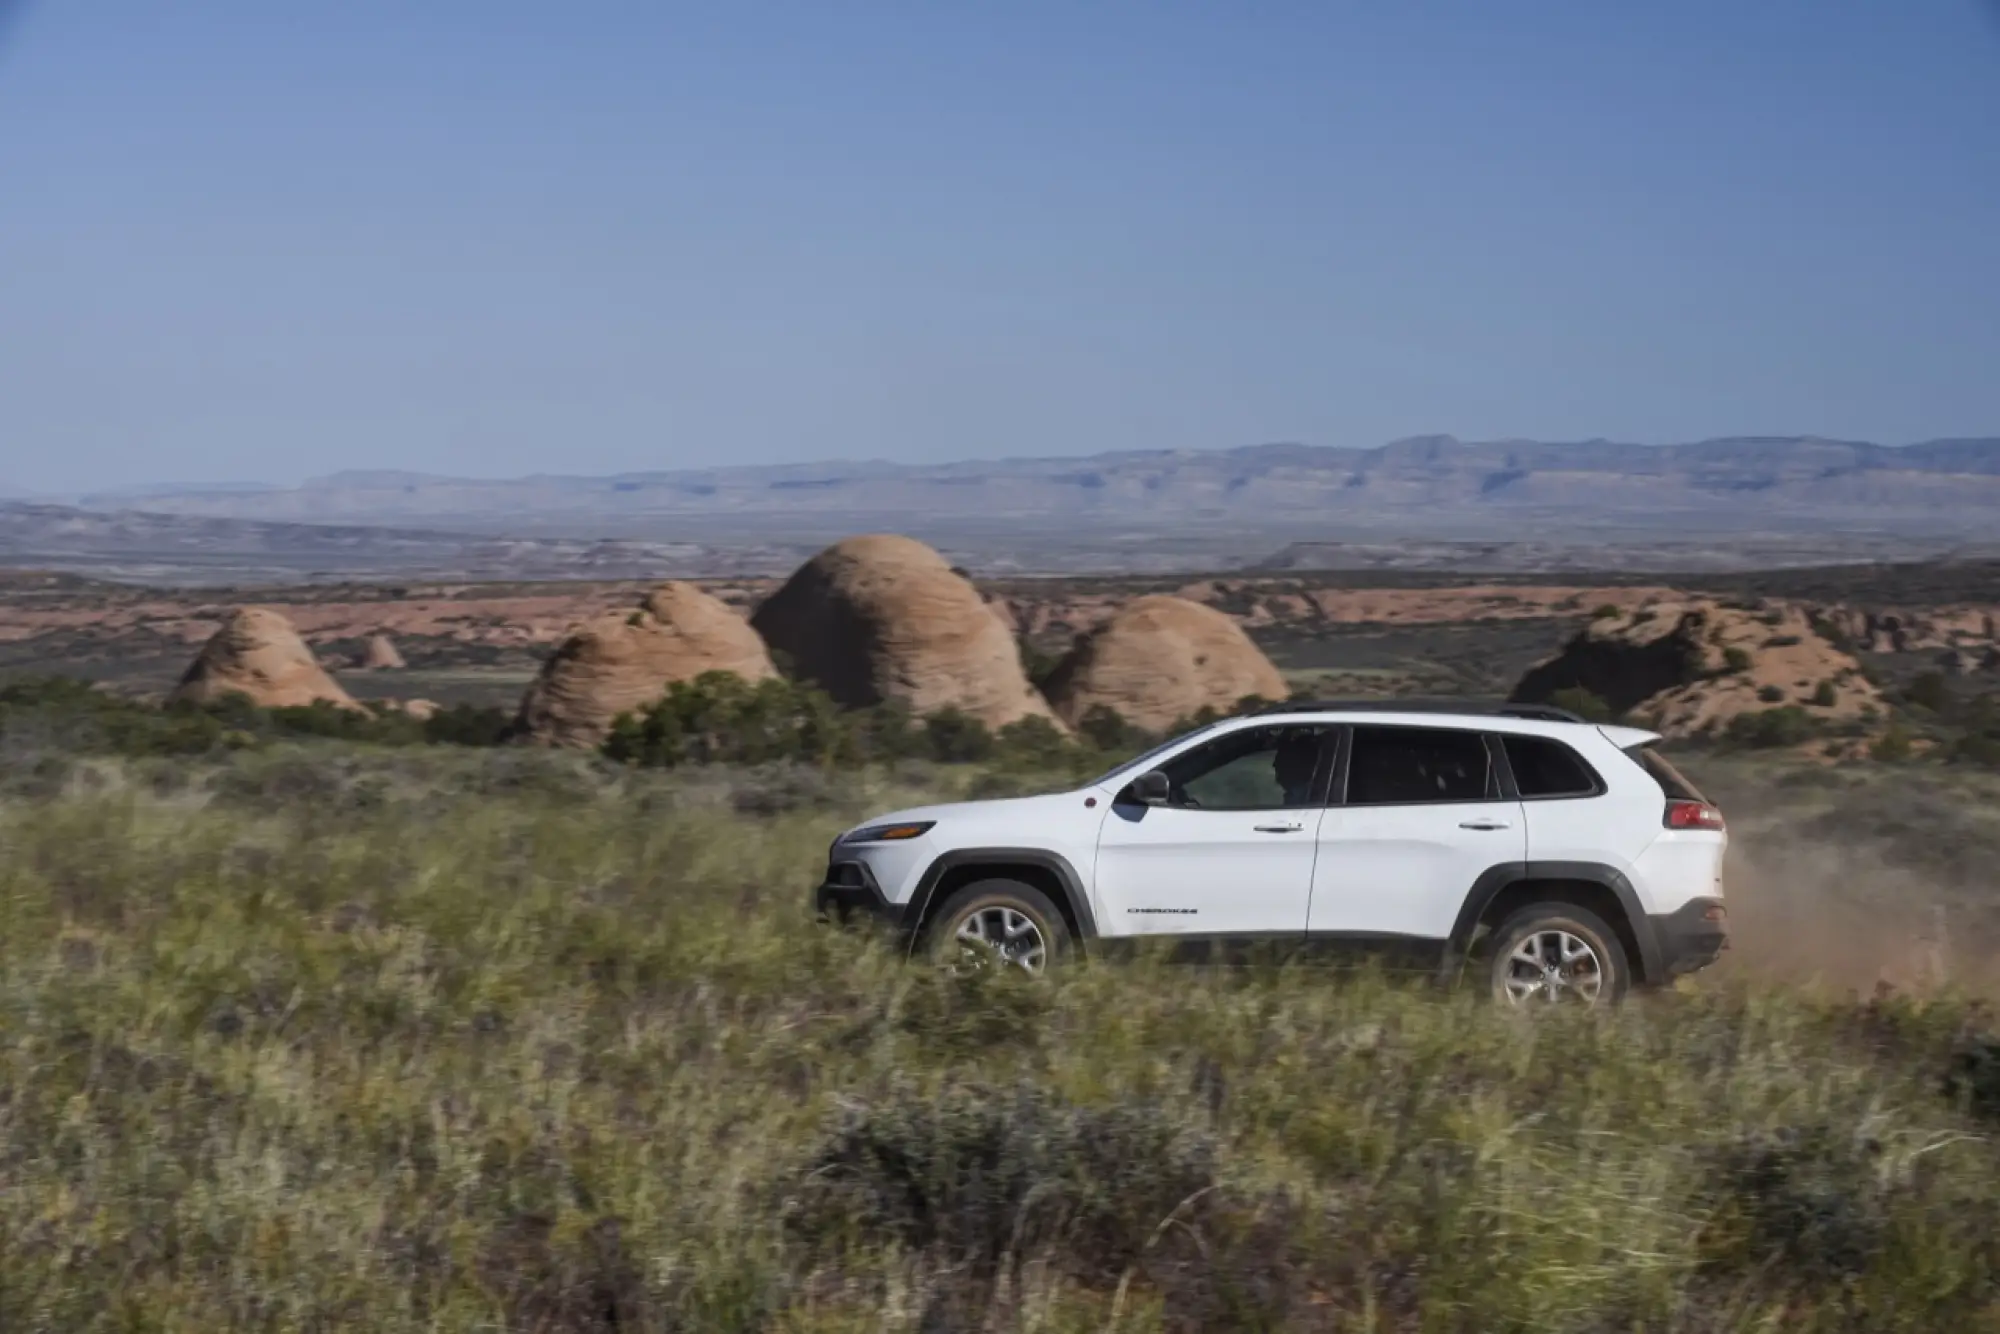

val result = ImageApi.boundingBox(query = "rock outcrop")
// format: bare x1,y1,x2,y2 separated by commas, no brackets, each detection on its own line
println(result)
360,633,406,670
514,582,777,747
1511,600,1882,739
749,534,1057,728
170,608,360,710
1040,594,1288,732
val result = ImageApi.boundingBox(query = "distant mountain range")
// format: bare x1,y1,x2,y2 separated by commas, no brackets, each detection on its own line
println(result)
7,435,1999,584
44,435,2000,539
0,501,813,586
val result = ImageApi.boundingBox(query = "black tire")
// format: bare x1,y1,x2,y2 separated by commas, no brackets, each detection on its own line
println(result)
922,879,1071,975
1484,902,1630,1008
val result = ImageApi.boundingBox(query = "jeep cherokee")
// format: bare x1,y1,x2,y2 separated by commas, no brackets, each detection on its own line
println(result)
814,702,1728,1005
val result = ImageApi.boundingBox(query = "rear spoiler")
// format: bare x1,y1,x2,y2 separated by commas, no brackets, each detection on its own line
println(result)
1599,724,1663,750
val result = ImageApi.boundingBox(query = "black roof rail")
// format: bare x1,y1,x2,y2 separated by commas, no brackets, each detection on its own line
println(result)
1251,698,1589,725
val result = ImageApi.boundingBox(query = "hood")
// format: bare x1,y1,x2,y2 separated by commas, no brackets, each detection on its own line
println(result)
835,788,1082,842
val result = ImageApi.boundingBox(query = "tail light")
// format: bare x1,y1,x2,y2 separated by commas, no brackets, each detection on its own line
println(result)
1665,799,1725,831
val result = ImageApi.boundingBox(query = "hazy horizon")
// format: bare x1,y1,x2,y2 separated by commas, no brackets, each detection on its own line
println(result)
6,430,1999,501
5,2,1998,494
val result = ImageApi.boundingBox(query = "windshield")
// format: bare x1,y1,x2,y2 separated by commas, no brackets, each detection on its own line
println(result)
1085,721,1222,789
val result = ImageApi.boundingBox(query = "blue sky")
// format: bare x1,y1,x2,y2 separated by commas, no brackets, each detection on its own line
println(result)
3,1,1997,493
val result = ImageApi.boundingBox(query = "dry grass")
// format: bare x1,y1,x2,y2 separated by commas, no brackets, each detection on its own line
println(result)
2,747,1999,1331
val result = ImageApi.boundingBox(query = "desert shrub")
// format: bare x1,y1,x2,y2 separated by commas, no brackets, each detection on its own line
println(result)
1757,684,1786,704
1016,635,1061,690
1076,703,1144,753
1810,680,1838,707
1764,633,1802,648
921,707,995,763
1904,671,1953,714
1590,603,1621,620
788,1080,1218,1286
1949,733,2000,770
421,703,511,746
849,697,920,761
267,699,425,743
1871,722,1914,763
1723,706,1817,749
727,762,848,816
1947,1034,2000,1124
1809,613,1853,650
605,671,858,768
600,674,1164,780
1699,1122,1894,1283
0,675,512,760
1721,647,1754,674
991,714,1073,770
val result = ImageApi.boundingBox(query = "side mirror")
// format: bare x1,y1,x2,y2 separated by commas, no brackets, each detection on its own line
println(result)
1130,769,1171,806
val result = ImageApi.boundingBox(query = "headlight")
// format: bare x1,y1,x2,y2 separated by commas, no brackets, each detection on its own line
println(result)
840,820,936,845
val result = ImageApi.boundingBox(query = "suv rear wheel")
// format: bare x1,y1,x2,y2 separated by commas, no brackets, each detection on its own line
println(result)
1485,903,1630,1008
922,879,1069,975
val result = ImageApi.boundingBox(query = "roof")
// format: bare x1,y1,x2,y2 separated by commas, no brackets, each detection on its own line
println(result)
1250,698,1589,725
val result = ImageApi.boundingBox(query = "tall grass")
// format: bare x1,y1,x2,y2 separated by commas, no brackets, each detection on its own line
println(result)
3,748,1998,1331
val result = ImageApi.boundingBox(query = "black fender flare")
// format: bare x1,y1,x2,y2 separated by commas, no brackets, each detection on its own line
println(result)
900,847,1099,951
1439,860,1662,984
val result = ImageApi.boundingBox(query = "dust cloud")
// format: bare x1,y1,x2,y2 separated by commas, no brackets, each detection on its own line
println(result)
1711,838,1997,997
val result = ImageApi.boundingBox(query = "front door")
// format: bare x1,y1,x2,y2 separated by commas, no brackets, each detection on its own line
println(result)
1094,723,1335,937
1308,725,1526,940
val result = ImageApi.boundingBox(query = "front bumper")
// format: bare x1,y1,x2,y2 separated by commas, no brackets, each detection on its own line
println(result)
1649,896,1729,978
814,859,906,931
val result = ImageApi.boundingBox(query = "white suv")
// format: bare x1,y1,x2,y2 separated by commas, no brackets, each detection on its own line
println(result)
815,702,1729,1005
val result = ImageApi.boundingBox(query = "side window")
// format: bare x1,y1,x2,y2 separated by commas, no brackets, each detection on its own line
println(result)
1156,725,1331,810
1503,735,1602,799
1345,726,1494,805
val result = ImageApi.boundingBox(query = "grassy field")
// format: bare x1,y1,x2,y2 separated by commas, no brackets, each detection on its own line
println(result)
4,745,2000,1332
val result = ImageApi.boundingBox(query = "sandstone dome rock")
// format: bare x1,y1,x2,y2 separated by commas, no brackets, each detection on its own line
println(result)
749,534,1057,728
1511,599,1883,740
1041,594,1288,733
514,582,777,747
170,608,360,711
360,633,406,670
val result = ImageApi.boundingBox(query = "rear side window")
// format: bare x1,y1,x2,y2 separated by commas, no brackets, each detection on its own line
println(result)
1625,744,1706,801
1346,726,1495,805
1503,735,1602,798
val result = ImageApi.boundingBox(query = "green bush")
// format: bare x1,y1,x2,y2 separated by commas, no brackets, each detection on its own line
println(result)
1810,680,1838,708
1904,671,1953,714
1721,647,1754,674
1016,635,1061,690
1076,703,1144,753
1948,733,2000,770
421,703,512,746
605,671,858,768
1757,684,1786,704
1871,722,1914,763
922,706,995,763
0,675,498,758
1722,706,1818,749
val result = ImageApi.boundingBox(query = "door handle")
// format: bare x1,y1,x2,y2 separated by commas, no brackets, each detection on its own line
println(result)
1253,822,1304,833
1458,819,1512,831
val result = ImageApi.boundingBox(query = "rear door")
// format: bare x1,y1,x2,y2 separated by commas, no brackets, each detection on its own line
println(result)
1308,725,1525,940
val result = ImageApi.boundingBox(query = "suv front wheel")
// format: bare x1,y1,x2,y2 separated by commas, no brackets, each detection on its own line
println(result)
922,879,1070,975
1485,903,1630,1008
